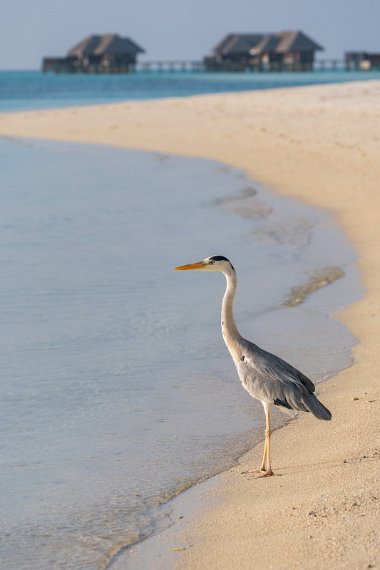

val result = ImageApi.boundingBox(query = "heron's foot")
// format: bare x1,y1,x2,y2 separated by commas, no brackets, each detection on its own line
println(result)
241,468,276,477
258,469,275,478
241,467,266,474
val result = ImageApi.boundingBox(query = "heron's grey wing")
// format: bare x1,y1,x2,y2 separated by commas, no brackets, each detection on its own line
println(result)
237,341,331,420
250,342,315,391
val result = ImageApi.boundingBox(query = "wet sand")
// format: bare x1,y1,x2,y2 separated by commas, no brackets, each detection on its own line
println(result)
1,80,379,569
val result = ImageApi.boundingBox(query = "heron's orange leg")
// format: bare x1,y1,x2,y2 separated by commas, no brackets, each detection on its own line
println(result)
260,438,268,471
259,407,275,477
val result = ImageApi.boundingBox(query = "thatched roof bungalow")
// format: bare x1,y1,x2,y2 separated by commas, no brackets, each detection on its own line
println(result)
205,30,323,71
42,34,145,73
345,51,380,71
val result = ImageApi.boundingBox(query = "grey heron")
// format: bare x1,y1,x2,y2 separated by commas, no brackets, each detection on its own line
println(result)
176,255,331,477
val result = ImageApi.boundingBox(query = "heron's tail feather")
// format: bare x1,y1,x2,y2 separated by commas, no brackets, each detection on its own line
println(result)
303,393,332,420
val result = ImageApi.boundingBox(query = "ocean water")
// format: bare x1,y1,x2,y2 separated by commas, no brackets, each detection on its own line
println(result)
0,138,360,569
0,69,379,112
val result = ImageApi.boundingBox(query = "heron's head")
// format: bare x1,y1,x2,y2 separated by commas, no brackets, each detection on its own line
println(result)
175,255,235,273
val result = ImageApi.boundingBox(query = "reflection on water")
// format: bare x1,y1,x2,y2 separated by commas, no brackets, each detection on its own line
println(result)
0,139,360,568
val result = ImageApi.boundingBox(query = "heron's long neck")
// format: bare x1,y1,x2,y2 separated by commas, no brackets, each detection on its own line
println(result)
221,270,242,361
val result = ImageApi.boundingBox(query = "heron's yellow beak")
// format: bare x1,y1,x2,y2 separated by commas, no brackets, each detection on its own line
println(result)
175,261,205,270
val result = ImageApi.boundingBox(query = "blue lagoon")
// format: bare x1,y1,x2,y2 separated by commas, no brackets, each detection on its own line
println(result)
0,69,380,112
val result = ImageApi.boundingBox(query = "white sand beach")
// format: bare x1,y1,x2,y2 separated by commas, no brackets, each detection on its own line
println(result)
1,80,379,569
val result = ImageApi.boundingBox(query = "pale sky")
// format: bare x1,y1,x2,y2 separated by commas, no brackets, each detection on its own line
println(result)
1,0,380,69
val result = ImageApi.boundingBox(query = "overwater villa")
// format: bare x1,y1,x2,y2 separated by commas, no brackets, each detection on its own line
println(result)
204,30,323,71
345,51,380,71
42,34,145,73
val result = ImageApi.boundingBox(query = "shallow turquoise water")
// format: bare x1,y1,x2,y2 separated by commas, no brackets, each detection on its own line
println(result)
0,69,379,112
0,138,360,568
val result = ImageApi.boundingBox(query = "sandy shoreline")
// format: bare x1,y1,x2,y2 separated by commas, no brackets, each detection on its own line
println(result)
1,80,380,569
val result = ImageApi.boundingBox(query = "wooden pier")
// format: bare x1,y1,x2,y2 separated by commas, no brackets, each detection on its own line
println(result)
134,59,377,73
43,57,380,75
136,60,204,72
